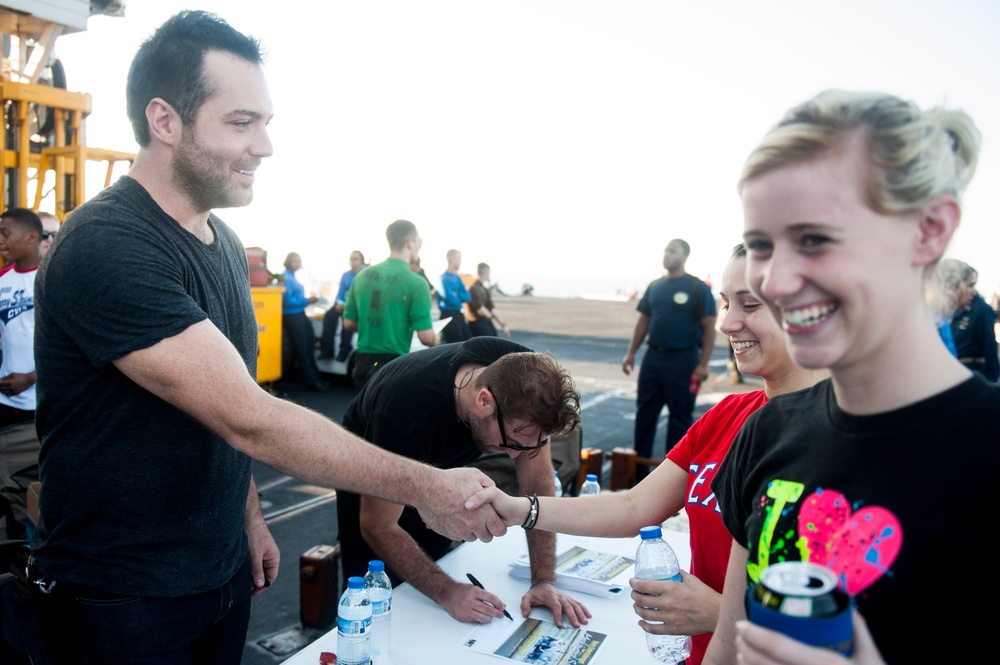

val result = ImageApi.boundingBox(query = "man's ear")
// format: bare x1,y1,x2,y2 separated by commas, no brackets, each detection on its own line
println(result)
476,387,494,412
914,194,961,267
145,98,183,146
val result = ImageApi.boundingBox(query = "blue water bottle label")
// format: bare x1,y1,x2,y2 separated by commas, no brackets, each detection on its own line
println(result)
338,616,371,635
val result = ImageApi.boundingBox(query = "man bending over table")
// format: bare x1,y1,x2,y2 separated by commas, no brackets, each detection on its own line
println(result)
338,337,591,626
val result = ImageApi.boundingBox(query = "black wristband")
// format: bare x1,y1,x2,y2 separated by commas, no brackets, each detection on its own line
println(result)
521,494,539,530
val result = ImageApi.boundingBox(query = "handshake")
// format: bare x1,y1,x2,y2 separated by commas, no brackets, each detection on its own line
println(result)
415,468,534,543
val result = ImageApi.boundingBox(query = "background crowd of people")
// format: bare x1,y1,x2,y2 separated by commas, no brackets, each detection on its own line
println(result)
278,236,515,392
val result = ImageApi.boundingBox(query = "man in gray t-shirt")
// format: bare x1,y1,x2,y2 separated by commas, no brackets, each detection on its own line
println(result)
30,11,504,663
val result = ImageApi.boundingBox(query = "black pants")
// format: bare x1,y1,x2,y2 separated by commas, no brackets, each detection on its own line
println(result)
319,308,353,360
634,346,699,473
439,310,472,344
282,312,323,388
469,318,498,337
29,557,252,665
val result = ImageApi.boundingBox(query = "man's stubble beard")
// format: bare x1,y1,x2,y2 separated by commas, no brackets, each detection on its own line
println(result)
172,130,255,212
465,411,494,456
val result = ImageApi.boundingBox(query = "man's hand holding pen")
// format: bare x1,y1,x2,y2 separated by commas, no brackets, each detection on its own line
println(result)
467,573,514,621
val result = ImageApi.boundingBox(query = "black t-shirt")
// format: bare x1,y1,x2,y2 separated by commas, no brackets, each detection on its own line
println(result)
33,176,257,596
342,336,532,465
338,337,531,580
637,274,715,351
712,376,1000,663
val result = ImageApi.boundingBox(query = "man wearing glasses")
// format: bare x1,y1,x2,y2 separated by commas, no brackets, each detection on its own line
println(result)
338,336,592,627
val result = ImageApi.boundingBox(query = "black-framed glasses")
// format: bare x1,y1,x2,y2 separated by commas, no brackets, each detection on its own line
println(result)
488,387,549,452
41,231,57,240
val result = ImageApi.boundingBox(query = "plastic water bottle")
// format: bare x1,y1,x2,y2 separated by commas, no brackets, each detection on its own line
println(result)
579,473,600,496
337,576,371,665
554,470,563,498
363,560,392,659
634,525,693,663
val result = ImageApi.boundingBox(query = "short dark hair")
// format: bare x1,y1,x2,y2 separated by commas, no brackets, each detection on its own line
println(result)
669,238,691,256
126,10,264,147
479,352,581,445
386,219,418,251
0,208,43,237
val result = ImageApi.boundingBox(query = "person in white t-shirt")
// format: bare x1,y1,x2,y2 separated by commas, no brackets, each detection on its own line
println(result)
0,207,42,539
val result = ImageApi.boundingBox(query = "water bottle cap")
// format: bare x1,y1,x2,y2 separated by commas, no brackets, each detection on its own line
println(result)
347,576,365,589
639,525,663,540
585,474,598,482
368,560,385,572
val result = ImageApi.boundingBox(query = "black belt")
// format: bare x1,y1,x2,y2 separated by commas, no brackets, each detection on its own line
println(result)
354,353,400,365
0,404,35,429
647,344,694,354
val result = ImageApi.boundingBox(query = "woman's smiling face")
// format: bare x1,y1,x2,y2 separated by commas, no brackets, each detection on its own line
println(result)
719,254,798,381
741,134,925,374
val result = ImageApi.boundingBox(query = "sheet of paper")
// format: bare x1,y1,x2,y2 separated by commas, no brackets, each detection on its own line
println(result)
458,613,612,664
509,545,634,598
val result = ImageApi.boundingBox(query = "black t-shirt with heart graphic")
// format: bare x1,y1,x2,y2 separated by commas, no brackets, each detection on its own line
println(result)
713,375,1000,663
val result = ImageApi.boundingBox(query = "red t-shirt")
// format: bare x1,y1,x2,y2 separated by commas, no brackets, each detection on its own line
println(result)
665,389,768,665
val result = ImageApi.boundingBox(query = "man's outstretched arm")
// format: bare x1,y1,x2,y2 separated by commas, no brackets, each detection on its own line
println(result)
113,319,505,542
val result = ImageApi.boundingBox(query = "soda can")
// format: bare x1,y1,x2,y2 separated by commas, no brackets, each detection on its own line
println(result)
746,561,853,656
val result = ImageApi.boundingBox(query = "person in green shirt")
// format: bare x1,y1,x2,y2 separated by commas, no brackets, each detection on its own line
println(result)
344,219,437,391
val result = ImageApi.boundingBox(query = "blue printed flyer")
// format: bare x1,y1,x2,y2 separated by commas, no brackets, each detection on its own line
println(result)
459,613,611,664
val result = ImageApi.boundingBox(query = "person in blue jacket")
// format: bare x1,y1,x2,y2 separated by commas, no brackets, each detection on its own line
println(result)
948,260,999,381
282,252,327,391
436,248,473,343
929,258,961,357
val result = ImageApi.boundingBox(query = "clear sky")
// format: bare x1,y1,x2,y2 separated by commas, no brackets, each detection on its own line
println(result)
51,0,1000,298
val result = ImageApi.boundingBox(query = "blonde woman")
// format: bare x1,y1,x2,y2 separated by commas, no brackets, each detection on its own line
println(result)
705,91,996,664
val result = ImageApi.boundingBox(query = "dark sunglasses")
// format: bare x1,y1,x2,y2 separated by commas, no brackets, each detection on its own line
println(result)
41,231,57,240
488,387,549,452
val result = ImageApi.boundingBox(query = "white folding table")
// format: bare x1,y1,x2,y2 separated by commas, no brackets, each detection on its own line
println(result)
282,527,691,665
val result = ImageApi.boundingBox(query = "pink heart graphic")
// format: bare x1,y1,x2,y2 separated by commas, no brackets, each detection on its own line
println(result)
797,489,902,595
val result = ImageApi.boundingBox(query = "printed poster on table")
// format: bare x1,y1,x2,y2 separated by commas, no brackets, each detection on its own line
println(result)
459,614,609,664
508,545,634,598
555,546,632,583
